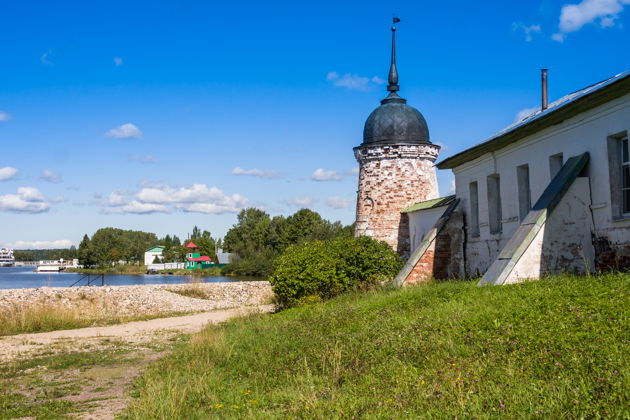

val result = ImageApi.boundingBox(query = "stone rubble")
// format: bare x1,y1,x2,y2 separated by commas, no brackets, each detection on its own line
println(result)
0,281,274,317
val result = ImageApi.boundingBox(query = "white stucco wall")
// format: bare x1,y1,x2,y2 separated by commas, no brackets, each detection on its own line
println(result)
407,205,449,252
451,93,630,275
144,250,163,266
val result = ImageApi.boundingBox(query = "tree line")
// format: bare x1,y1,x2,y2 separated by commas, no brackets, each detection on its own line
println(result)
77,226,221,267
13,248,78,262
222,208,354,276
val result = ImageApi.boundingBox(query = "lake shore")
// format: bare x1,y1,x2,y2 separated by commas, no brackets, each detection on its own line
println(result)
0,281,274,319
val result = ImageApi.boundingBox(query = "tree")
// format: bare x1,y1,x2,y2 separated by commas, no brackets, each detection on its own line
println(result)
78,234,96,267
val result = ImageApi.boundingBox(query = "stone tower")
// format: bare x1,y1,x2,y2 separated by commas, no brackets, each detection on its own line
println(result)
354,18,440,256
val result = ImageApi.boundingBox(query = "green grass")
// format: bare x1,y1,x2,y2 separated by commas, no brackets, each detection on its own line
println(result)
0,348,135,419
0,303,191,336
123,273,629,419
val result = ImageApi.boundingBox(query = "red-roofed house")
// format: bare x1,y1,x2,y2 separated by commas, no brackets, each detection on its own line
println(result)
185,242,214,269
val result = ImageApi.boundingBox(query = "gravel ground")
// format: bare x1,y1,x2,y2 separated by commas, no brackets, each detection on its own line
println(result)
0,281,274,317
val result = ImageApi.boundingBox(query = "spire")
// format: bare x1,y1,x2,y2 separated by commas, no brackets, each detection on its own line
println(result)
387,17,401,93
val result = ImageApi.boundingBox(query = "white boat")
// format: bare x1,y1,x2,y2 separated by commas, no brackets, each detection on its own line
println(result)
0,248,15,267
36,258,79,272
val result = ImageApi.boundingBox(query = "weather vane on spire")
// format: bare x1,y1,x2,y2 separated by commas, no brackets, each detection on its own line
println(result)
388,16,401,93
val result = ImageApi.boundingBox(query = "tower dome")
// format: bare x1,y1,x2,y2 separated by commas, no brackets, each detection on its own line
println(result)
353,18,440,257
361,18,430,146
362,93,430,145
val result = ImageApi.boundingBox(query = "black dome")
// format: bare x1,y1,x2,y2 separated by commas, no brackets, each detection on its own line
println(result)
362,93,430,145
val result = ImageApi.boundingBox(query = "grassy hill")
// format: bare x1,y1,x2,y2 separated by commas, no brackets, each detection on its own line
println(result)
123,274,629,419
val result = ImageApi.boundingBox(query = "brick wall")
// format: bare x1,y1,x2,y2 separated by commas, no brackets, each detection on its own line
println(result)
354,143,440,256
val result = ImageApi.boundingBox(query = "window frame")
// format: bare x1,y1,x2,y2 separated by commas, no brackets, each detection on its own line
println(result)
622,136,630,216
487,174,502,235
517,164,531,222
469,181,480,237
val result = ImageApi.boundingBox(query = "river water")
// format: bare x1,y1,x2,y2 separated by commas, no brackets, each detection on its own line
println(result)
0,266,259,290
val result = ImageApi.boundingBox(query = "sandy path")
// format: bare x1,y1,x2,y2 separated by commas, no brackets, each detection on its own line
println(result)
0,305,274,362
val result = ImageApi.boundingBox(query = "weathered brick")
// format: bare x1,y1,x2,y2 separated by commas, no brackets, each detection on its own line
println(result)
354,143,440,256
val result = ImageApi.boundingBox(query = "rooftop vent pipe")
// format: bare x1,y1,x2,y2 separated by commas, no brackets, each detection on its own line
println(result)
541,69,548,111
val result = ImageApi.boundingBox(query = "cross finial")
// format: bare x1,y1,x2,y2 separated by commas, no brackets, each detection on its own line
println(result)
387,16,401,92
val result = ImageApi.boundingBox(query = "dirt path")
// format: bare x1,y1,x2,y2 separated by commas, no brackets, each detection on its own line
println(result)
0,305,274,420
0,305,274,363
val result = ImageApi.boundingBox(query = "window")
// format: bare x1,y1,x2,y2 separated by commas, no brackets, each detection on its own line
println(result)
517,164,531,222
549,153,563,180
623,136,630,214
469,182,480,237
607,132,630,219
487,174,502,234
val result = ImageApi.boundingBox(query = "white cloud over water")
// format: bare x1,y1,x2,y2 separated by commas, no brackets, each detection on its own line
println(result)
102,183,248,215
0,187,50,214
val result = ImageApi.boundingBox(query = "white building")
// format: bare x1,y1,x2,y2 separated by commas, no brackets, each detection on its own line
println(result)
396,69,630,285
144,246,164,266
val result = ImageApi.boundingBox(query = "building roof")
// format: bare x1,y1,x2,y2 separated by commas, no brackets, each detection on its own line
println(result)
188,256,211,262
437,69,630,170
145,246,164,252
186,242,197,248
400,195,456,213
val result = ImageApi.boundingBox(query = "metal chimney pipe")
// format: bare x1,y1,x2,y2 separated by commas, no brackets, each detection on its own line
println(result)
541,69,548,111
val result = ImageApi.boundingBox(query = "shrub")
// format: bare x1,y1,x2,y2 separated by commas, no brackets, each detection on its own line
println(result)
269,236,402,307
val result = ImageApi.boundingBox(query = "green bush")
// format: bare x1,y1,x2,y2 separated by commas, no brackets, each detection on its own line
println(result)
269,236,402,307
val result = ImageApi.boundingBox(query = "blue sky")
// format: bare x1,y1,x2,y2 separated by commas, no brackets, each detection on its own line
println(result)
1,0,629,249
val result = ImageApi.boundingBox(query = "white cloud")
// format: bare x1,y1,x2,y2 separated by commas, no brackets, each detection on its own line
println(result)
311,168,343,181
103,183,248,215
40,169,62,183
128,154,158,164
346,167,360,175
8,239,74,249
40,49,54,66
514,106,540,122
326,197,352,209
231,167,281,179
104,123,143,139
0,187,50,214
107,191,127,206
553,0,630,41
285,196,315,207
113,57,123,66
512,22,542,41
448,179,456,194
102,200,169,215
0,166,18,181
0,111,11,121
327,71,385,91
326,71,339,81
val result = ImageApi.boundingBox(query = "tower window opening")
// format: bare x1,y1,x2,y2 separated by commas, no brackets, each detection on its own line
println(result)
549,153,563,179
517,164,531,222
469,181,480,237
487,174,502,234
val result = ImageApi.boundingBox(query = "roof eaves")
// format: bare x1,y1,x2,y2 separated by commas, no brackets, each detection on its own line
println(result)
401,195,456,213
436,70,630,170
